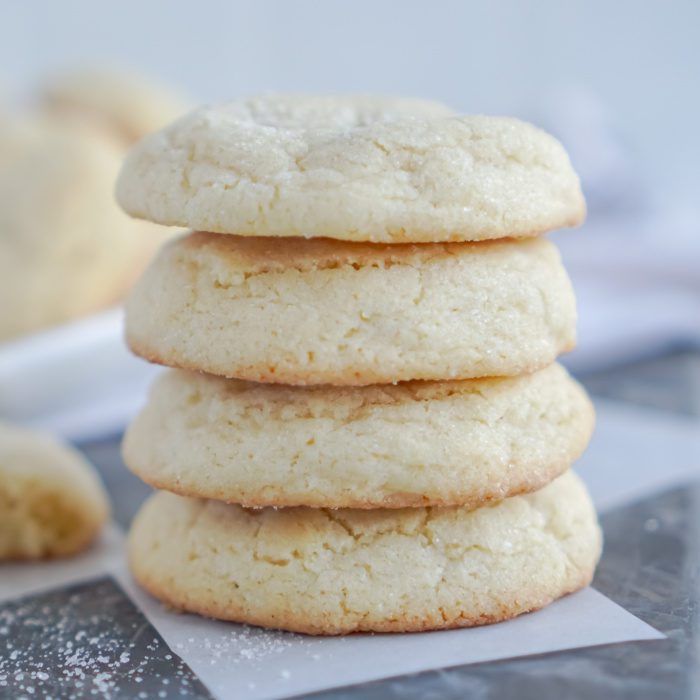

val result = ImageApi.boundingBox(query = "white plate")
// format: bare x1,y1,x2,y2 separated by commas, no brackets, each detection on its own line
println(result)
0,308,160,442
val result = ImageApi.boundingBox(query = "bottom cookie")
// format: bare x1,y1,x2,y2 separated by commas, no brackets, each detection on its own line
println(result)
129,471,601,635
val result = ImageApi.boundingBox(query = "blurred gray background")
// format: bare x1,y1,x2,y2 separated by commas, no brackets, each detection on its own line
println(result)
4,0,699,203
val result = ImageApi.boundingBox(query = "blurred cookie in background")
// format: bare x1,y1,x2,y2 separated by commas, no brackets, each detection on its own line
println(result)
0,117,170,340
0,420,110,560
0,69,189,341
41,68,191,144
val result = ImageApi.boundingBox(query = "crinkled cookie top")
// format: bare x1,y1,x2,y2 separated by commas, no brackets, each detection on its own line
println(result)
116,94,585,242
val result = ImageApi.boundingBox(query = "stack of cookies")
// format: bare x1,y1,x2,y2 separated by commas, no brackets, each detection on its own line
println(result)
117,96,602,635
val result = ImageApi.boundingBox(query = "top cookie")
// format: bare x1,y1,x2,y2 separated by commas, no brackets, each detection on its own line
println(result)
116,95,585,243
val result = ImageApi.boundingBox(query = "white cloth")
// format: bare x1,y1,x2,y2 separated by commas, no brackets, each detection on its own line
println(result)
528,88,700,372
559,206,700,372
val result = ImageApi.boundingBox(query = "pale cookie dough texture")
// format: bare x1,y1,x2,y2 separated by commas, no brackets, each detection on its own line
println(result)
124,363,594,509
43,68,190,144
129,471,601,635
0,422,110,560
125,232,577,384
115,94,585,242
0,117,170,340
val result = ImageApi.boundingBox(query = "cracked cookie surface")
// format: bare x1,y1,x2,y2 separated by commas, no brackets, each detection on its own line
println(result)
125,232,576,384
115,94,584,243
128,471,601,634
123,363,594,508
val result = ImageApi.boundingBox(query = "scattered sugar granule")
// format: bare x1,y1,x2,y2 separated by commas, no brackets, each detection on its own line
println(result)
0,576,204,698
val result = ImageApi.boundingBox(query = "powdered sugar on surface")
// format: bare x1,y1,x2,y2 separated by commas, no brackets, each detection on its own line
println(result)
0,577,208,699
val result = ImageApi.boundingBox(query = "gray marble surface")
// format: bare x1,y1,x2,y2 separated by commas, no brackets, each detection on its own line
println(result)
2,351,699,699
